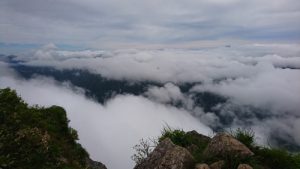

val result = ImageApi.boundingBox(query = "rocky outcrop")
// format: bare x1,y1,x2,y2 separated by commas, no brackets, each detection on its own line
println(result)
203,133,254,159
237,164,253,169
86,158,107,169
195,163,210,169
209,160,224,169
134,138,195,169
186,130,211,144
133,131,259,169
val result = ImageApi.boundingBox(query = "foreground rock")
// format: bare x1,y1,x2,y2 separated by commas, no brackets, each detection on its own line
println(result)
203,133,254,159
186,130,211,144
209,160,224,169
195,163,210,169
134,138,195,169
86,158,107,169
237,164,253,169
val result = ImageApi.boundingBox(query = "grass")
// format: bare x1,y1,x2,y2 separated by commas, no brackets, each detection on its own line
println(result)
231,128,255,150
156,126,300,169
159,125,210,162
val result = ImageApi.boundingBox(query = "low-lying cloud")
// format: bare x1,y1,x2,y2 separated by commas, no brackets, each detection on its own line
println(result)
18,43,300,83
0,66,212,169
1,43,300,167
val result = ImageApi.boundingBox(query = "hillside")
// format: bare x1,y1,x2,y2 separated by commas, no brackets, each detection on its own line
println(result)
0,88,106,169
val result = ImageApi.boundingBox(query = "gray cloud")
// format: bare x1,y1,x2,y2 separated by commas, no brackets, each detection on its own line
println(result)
21,43,300,83
145,83,185,104
0,66,212,169
1,42,300,165
1,0,300,48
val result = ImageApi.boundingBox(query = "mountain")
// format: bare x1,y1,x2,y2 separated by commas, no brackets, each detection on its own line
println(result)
0,88,106,169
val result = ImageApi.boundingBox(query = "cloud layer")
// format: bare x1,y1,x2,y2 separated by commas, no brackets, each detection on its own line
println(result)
1,42,300,167
0,67,212,169
19,43,300,148
20,43,300,83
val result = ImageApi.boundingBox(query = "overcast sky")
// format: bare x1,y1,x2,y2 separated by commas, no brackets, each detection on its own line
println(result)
1,0,300,52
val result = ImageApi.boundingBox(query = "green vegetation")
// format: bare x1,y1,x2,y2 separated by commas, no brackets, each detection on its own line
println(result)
157,127,300,169
159,126,210,162
231,128,255,150
0,88,91,169
159,126,189,147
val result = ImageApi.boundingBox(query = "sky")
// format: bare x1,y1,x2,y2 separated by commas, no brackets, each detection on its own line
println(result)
1,0,300,53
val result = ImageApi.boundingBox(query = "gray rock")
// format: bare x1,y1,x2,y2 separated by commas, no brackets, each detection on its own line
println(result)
209,160,224,169
203,133,254,159
195,163,210,169
186,130,211,154
134,138,195,169
86,158,107,169
237,164,253,169
186,130,211,144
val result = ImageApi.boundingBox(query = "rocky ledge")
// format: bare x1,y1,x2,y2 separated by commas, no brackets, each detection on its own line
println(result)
134,132,254,169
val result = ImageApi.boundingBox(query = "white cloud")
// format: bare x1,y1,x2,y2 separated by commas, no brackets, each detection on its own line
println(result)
145,83,185,103
192,65,300,113
20,43,300,84
1,42,300,164
0,61,17,77
0,72,212,169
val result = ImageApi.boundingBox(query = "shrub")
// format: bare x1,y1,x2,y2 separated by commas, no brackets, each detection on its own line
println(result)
159,126,210,162
159,126,189,147
131,138,157,164
255,148,300,169
0,88,91,169
231,128,255,149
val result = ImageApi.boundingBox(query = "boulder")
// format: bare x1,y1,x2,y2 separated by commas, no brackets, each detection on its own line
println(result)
237,164,253,169
186,130,211,144
209,160,224,169
134,138,195,169
203,133,254,159
186,130,211,154
195,163,210,169
86,158,107,169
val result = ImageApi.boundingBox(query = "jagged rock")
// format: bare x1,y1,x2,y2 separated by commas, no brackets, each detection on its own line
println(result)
203,133,254,159
186,130,211,144
186,130,211,154
195,163,210,169
187,144,199,154
209,160,224,169
237,164,253,169
86,158,107,169
134,138,195,169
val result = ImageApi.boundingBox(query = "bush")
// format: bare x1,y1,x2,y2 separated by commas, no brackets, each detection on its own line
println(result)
231,128,255,149
0,88,91,169
255,148,300,169
158,126,210,162
159,126,189,147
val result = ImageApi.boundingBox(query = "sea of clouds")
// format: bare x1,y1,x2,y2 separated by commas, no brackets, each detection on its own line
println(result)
1,43,300,168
